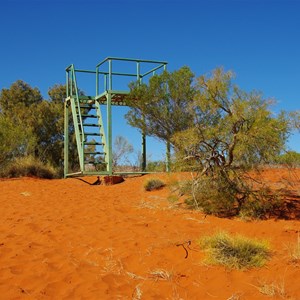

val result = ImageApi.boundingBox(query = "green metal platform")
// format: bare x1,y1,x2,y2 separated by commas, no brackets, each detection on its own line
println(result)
64,57,168,178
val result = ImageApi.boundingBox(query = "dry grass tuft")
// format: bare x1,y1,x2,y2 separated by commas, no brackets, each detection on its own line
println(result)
227,293,242,300
144,178,165,191
256,280,287,298
1,156,57,179
199,231,271,269
149,269,173,281
287,233,300,263
126,272,145,280
132,284,143,300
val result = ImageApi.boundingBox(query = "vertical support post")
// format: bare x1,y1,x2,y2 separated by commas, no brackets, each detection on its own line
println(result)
137,62,146,171
108,59,112,90
104,74,107,91
64,100,69,178
141,134,146,171
66,70,69,98
107,92,113,175
107,59,113,174
164,63,171,172
96,67,99,96
70,72,73,96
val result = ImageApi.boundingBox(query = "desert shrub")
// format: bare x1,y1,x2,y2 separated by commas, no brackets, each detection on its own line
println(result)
168,179,192,196
275,151,300,167
239,187,283,219
146,160,166,172
199,232,271,269
180,169,283,219
144,178,165,191
185,175,240,216
1,156,58,179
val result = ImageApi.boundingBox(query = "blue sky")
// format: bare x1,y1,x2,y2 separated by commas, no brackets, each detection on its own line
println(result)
1,0,299,161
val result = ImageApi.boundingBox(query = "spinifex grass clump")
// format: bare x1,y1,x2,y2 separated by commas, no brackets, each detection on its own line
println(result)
144,178,165,191
199,232,271,269
1,156,57,179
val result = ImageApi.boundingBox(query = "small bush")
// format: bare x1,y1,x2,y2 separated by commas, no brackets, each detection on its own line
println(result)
146,160,166,172
239,187,283,219
275,151,300,167
144,178,165,191
1,156,57,179
185,175,239,216
179,171,283,219
199,231,271,269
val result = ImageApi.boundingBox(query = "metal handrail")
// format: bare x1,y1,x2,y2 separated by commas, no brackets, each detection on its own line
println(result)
96,56,168,68
69,65,85,145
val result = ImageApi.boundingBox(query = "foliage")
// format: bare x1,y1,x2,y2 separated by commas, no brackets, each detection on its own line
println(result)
0,116,36,166
0,80,42,116
125,66,196,142
146,160,166,172
183,171,283,218
199,231,271,269
144,178,165,191
0,81,80,176
275,151,300,167
0,156,58,179
238,186,283,219
172,68,288,171
185,171,244,216
127,67,290,218
288,110,300,131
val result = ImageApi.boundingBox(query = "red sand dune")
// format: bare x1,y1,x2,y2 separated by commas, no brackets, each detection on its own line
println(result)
0,169,299,299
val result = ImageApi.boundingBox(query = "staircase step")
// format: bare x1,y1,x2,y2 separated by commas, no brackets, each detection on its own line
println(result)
84,142,104,146
82,123,99,127
81,132,103,136
76,105,95,109
81,114,98,118
85,161,107,165
84,152,105,155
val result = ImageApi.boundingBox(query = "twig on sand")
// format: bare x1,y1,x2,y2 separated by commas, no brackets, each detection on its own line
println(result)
176,240,192,259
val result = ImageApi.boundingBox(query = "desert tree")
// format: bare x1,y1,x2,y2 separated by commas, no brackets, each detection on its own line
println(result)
172,68,288,172
126,67,290,217
125,66,196,143
0,81,77,173
0,115,35,167
112,135,134,168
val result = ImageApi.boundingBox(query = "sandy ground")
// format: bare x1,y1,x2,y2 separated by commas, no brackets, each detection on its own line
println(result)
0,169,299,300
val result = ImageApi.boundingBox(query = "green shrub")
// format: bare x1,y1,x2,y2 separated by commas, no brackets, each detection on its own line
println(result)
184,175,240,216
144,178,165,191
146,160,166,172
239,187,283,219
199,232,271,269
1,156,58,179
275,151,300,167
178,170,283,219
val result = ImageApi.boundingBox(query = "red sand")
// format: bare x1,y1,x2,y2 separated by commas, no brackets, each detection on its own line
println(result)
0,169,299,299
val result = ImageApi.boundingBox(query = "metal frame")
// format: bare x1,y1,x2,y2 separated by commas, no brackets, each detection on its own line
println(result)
64,57,168,178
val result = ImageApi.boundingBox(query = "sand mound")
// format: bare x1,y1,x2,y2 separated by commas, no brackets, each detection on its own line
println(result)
0,169,299,299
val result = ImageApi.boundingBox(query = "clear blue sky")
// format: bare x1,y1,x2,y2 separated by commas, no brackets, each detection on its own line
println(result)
1,0,299,161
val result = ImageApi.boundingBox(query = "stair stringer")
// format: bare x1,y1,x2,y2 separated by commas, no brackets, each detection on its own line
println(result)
94,100,108,169
69,96,84,171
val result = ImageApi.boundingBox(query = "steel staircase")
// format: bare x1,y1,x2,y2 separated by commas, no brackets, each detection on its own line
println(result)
64,57,168,178
67,65,107,173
